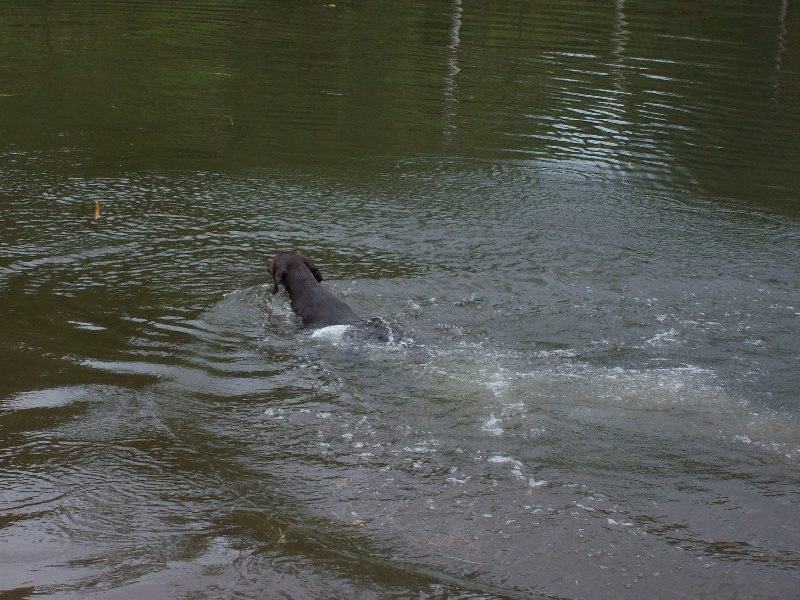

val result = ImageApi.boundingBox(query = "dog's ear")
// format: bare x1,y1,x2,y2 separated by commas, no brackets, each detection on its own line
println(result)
268,258,285,294
303,256,323,283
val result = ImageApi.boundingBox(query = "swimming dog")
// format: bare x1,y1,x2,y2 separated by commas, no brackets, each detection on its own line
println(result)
268,251,393,341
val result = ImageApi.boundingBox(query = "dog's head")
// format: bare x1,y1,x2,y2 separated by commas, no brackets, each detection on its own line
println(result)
268,252,323,294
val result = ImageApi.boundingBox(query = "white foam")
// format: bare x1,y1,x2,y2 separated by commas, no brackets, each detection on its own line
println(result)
481,413,504,435
487,455,516,464
311,324,354,341
487,454,548,488
533,348,579,359
644,328,681,346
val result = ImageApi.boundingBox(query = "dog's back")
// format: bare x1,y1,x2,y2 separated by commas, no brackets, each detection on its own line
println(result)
268,251,361,328
293,284,361,328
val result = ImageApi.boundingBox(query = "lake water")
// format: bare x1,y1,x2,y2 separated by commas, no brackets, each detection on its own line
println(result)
1,1,799,599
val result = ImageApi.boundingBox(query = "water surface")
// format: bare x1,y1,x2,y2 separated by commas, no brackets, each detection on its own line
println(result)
1,1,799,599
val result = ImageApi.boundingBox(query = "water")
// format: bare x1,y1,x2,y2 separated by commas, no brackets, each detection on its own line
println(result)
1,2,799,599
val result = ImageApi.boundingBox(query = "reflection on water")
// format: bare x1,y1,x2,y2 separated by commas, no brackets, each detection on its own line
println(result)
0,0,797,208
772,0,790,101
443,0,463,141
1,1,799,599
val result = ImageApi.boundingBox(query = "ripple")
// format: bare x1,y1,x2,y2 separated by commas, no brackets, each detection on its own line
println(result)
2,1,799,597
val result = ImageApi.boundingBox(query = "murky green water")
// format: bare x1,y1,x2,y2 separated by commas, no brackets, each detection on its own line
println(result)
2,2,799,599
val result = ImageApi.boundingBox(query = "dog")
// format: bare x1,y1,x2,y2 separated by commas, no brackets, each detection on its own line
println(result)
268,251,393,341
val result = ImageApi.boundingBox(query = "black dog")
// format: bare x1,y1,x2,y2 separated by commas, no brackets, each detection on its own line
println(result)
268,251,393,340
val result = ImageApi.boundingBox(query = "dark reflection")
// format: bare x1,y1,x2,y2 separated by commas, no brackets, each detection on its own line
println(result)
0,587,35,600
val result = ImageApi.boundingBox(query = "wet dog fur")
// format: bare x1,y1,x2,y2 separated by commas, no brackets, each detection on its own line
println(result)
268,251,393,341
